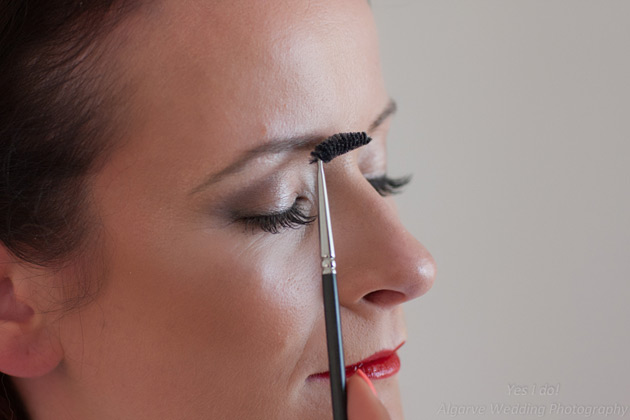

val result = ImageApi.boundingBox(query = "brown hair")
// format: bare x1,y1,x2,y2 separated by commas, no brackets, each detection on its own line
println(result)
1,1,136,417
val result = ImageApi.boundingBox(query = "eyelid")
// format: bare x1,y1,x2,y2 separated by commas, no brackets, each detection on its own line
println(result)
232,173,409,235
237,198,316,234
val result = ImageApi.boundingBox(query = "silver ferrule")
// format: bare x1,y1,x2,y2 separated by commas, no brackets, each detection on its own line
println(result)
317,159,336,263
322,256,337,275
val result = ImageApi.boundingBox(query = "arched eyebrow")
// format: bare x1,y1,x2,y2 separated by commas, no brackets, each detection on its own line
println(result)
189,98,397,195
369,100,396,132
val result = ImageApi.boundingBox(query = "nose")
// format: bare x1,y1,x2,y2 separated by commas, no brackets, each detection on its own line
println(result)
329,172,436,310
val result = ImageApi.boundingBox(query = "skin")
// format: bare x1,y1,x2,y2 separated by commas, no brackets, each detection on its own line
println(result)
1,0,435,419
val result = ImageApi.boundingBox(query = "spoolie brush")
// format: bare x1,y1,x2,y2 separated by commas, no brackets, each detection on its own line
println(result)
310,132,372,164
311,130,372,420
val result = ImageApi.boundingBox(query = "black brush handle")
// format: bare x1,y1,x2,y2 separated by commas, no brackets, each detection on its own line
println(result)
323,272,347,420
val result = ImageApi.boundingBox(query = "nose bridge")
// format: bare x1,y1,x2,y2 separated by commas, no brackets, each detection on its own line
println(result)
329,174,436,308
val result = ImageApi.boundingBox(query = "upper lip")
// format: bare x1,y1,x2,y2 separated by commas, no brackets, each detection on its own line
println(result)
309,341,405,378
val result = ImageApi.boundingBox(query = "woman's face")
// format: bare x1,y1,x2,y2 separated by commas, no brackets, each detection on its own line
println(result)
20,1,435,419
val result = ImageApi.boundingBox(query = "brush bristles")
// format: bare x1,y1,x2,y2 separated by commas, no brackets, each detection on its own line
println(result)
309,132,372,163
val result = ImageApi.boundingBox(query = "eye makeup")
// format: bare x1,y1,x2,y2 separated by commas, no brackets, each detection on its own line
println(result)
228,174,409,234
214,131,409,236
238,198,316,234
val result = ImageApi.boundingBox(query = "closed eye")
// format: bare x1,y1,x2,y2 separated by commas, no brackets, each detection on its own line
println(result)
367,175,411,196
236,175,409,235
238,199,316,234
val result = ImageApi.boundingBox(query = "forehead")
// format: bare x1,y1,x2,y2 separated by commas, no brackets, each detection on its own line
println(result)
114,0,386,176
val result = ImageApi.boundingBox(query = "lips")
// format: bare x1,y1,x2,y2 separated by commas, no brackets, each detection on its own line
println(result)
310,342,404,381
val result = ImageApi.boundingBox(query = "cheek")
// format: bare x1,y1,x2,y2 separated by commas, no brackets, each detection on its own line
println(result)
183,232,322,375
57,221,326,417
79,222,323,406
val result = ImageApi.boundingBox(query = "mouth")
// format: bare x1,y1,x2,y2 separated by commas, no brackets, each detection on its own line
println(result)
309,342,404,381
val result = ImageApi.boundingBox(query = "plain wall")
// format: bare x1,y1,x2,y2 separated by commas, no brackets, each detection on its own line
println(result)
372,1,630,419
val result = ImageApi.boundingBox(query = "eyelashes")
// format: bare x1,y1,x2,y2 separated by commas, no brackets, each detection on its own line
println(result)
367,174,411,197
238,175,411,234
239,200,316,234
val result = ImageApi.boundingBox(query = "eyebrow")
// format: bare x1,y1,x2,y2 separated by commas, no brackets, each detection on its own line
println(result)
189,98,397,195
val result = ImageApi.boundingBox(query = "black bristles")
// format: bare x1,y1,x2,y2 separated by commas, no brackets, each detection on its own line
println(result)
309,132,372,163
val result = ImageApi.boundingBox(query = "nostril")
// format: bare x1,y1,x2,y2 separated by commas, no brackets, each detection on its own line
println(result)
363,289,407,306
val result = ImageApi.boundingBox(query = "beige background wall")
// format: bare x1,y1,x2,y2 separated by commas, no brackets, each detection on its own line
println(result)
372,1,630,419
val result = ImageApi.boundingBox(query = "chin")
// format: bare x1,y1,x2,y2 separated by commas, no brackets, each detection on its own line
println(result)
379,375,405,420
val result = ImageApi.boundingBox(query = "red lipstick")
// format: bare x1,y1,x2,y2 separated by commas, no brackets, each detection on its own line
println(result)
311,342,404,381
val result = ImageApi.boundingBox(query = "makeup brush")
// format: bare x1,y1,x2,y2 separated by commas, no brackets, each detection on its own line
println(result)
310,131,371,163
311,131,371,420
